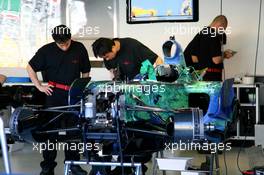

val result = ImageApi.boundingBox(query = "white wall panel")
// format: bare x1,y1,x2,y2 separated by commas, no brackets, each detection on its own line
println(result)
222,0,263,78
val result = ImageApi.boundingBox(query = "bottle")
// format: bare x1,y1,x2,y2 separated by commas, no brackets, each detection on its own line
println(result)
85,102,93,119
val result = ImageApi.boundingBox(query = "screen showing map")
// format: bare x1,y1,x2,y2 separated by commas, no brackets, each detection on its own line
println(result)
127,0,198,23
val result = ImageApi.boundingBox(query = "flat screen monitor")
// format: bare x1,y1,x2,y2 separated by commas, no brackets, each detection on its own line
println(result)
127,0,199,24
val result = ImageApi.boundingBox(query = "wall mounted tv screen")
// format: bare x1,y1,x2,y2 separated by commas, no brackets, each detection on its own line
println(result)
127,0,199,24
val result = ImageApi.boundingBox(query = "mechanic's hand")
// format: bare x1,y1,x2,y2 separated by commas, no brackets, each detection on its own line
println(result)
112,68,121,81
38,84,53,96
224,49,236,59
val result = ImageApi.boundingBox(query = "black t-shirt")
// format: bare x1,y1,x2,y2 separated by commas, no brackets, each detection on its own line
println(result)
29,40,91,86
104,38,158,80
184,27,226,81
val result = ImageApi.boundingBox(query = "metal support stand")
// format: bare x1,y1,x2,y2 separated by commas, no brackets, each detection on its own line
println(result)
0,117,11,174
64,160,142,175
209,152,220,175
152,151,166,175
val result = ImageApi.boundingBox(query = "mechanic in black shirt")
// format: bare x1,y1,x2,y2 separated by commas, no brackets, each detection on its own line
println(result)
92,37,163,81
92,37,163,175
184,15,234,81
27,25,91,175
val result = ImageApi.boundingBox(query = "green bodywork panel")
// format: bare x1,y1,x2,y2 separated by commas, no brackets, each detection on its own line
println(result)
86,80,222,123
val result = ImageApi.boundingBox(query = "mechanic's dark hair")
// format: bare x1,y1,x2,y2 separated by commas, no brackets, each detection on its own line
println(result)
92,38,115,58
51,25,71,43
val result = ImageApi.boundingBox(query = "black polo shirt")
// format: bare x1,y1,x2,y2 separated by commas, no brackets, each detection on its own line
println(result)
184,27,226,81
29,40,91,86
104,38,158,80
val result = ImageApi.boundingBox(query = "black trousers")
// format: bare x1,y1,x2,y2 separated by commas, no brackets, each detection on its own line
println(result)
40,88,81,171
40,141,80,170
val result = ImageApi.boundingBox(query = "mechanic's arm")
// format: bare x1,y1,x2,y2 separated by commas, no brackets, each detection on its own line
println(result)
26,64,53,96
0,74,6,85
212,50,234,64
109,68,120,80
81,72,90,78
191,55,199,63
109,69,114,80
212,56,224,64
